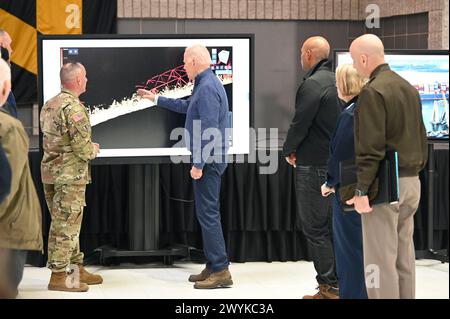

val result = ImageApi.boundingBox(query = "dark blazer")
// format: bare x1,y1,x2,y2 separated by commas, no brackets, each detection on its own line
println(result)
5,92,18,118
326,96,358,188
283,59,341,166
0,109,43,251
354,63,428,192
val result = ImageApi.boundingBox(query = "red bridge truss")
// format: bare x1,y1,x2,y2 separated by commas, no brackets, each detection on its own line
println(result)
136,65,190,93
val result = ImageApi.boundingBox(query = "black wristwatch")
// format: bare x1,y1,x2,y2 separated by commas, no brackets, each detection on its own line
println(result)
354,189,367,197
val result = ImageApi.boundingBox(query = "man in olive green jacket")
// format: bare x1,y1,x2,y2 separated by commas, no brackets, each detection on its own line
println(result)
0,59,43,298
41,61,102,292
347,34,427,299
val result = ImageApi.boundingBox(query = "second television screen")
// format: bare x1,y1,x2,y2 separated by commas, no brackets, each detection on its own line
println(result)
335,51,449,140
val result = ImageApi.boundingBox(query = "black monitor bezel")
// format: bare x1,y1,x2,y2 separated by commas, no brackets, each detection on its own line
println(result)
37,33,255,165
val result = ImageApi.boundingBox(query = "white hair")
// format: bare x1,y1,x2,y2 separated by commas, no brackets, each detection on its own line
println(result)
0,58,11,87
0,59,11,105
0,29,9,44
185,44,211,66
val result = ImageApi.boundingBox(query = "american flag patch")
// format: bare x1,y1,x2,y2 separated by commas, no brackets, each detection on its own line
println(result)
72,112,85,122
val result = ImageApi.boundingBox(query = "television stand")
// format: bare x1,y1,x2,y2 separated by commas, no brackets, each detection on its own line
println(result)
95,164,189,265
415,142,449,263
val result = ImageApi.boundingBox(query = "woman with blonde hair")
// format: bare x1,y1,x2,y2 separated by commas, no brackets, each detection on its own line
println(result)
321,63,368,299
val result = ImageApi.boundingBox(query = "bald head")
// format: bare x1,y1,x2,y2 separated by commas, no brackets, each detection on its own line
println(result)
0,29,13,60
183,44,212,80
303,36,330,60
185,44,212,67
349,34,385,77
301,36,330,71
0,29,10,43
350,34,385,59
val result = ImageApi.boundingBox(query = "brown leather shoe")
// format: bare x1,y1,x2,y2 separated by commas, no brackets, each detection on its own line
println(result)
48,271,89,292
77,265,103,285
188,267,212,282
303,287,324,299
320,284,339,299
303,284,339,299
194,268,233,289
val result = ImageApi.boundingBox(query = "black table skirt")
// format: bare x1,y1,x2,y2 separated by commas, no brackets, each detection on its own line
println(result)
26,149,448,266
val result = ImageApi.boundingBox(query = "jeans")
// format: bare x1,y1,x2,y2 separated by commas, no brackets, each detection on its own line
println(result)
9,249,27,290
296,165,338,287
192,162,229,272
0,248,27,296
333,191,367,299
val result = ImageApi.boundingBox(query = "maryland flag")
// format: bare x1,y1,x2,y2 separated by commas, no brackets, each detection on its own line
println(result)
0,0,116,104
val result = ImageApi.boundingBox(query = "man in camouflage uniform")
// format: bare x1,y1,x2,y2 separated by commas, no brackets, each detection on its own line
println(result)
40,61,102,292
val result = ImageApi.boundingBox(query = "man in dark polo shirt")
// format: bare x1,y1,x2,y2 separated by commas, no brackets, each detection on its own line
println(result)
347,34,428,299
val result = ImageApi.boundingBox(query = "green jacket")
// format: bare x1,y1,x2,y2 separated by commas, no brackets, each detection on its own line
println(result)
354,64,428,193
0,108,43,251
40,89,95,185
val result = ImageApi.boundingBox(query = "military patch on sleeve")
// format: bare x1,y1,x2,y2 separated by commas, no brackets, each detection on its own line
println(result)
72,112,85,122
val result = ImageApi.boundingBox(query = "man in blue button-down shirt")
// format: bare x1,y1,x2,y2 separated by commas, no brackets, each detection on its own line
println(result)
138,44,232,289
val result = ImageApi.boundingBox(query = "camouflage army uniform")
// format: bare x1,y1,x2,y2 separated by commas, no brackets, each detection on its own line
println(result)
40,88,96,273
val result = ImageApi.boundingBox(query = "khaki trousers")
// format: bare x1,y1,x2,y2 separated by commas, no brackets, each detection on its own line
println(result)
362,176,421,299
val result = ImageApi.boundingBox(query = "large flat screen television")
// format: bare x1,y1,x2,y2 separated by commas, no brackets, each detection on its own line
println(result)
334,50,449,140
38,35,253,163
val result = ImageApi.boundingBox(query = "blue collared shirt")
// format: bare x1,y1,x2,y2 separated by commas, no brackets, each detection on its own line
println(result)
157,68,230,169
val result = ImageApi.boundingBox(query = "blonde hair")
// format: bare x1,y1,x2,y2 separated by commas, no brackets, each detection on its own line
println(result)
335,63,367,97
